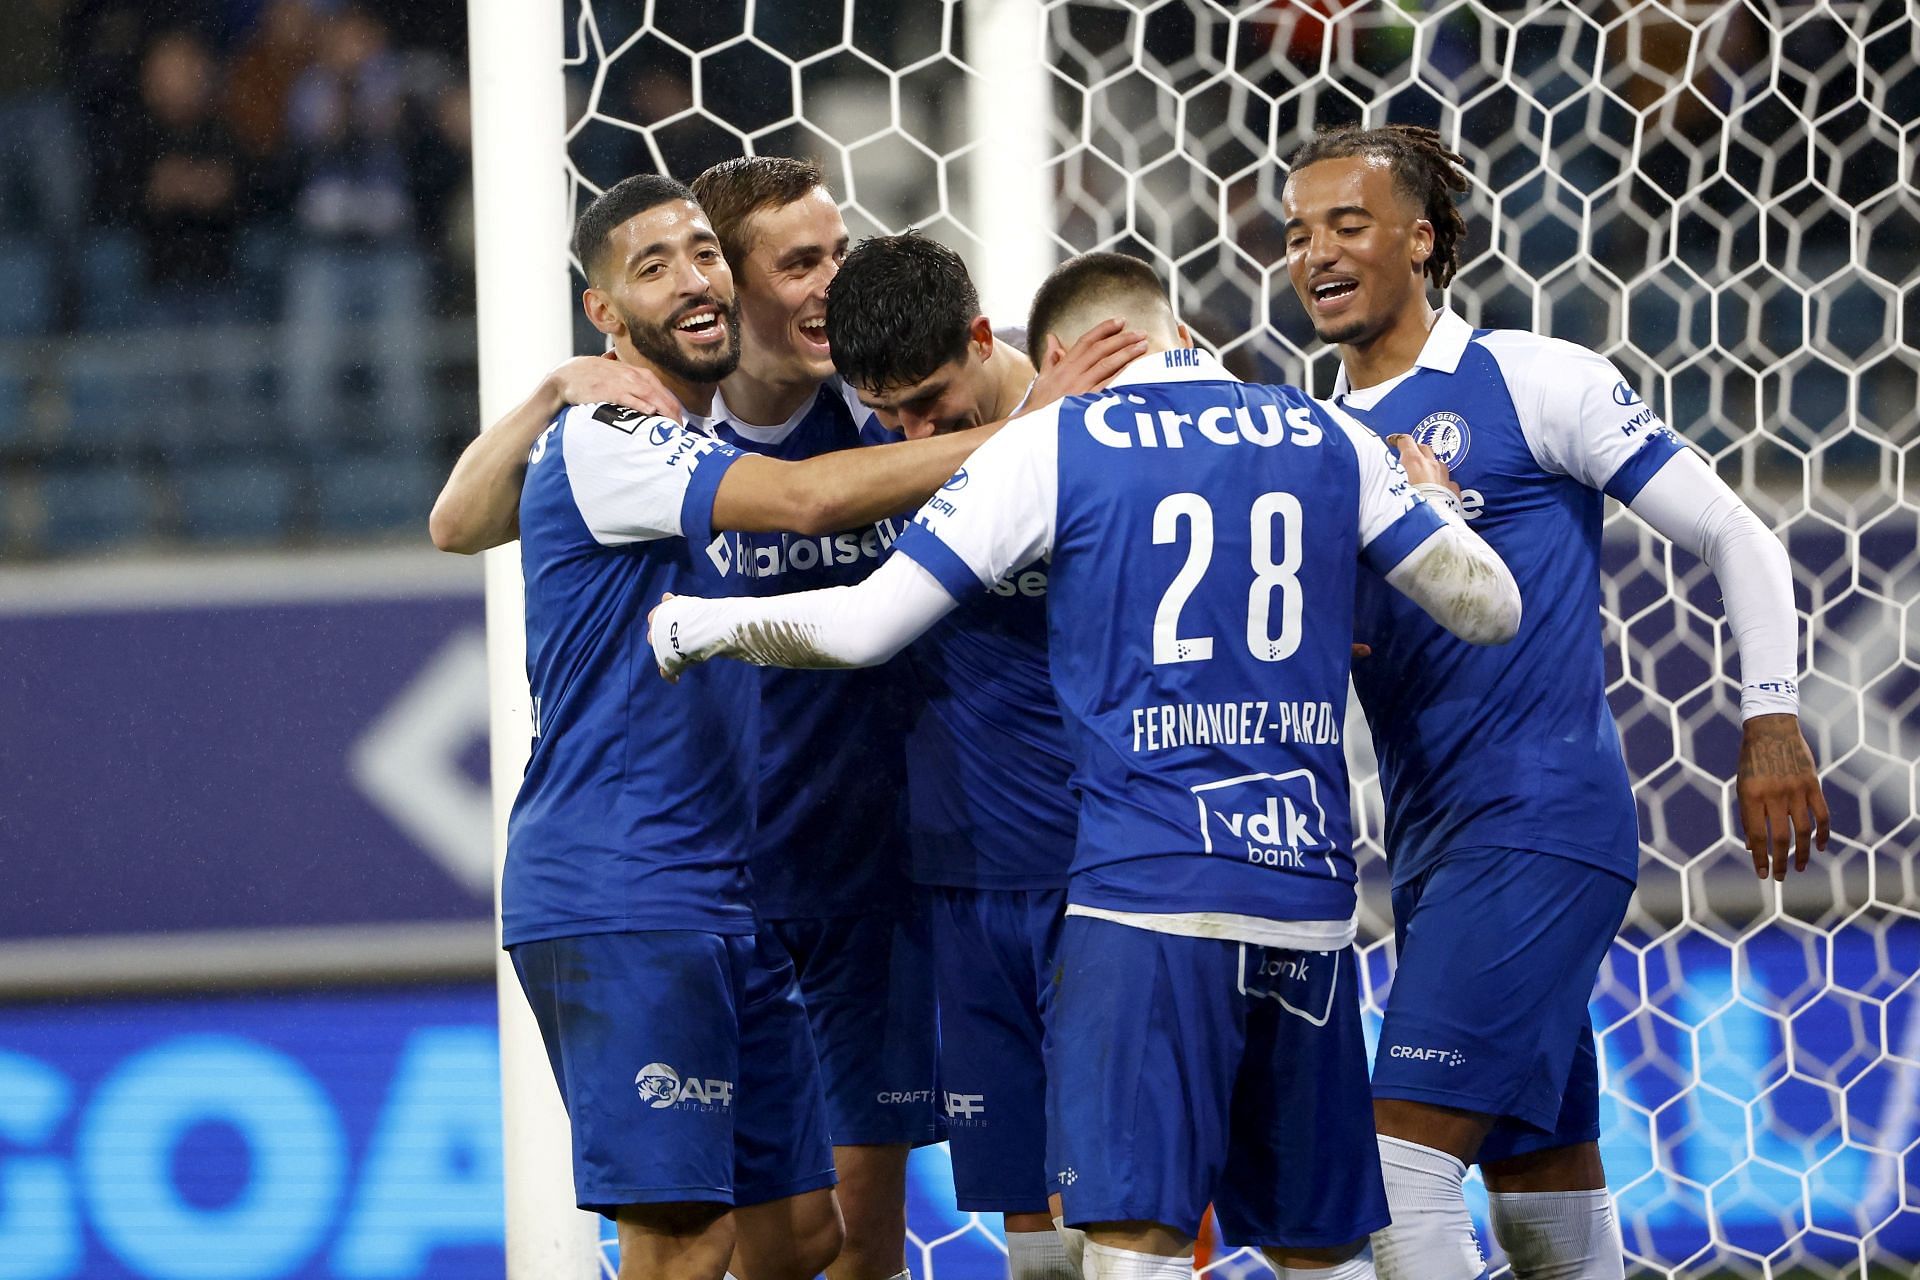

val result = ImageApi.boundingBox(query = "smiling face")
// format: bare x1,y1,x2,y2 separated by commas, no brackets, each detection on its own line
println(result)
733,186,849,388
585,198,741,385
852,319,1000,439
1281,154,1434,348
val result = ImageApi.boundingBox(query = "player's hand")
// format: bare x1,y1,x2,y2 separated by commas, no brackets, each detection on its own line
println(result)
1736,713,1829,880
1025,319,1149,413
547,353,685,423
647,593,686,683
1388,433,1460,497
1351,643,1371,661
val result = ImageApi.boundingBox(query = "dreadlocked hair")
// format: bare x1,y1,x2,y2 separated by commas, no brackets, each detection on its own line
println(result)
1286,124,1470,290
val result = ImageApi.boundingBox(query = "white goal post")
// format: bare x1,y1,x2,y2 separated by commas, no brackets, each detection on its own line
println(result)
470,3,1920,1277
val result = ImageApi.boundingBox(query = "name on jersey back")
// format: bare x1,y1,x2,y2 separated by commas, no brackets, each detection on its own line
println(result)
1130,698,1340,753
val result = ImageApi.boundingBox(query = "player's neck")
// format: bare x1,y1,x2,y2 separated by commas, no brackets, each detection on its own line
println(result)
1337,300,1437,391
986,342,1036,420
620,348,717,417
720,363,818,428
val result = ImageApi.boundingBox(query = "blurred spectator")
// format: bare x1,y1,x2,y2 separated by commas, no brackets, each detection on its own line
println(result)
408,79,474,303
0,0,86,323
225,0,320,217
283,2,428,441
129,30,242,320
0,0,85,237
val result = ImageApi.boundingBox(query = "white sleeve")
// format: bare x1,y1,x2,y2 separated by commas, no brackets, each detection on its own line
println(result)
557,402,744,546
1381,493,1524,646
1321,400,1450,575
888,411,1060,600
651,553,958,675
1479,331,1688,502
1626,449,1801,718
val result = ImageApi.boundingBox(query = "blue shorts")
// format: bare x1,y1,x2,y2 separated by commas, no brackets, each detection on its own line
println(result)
770,909,939,1147
923,885,1066,1214
510,928,836,1214
1048,916,1388,1249
1373,847,1634,1161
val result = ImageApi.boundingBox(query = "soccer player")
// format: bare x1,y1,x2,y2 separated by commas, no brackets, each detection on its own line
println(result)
646,251,1525,1280
1278,124,1829,1280
687,156,934,1280
824,233,1087,1279
492,172,1009,1280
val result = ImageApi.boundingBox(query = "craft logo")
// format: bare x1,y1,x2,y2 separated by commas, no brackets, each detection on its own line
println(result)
1412,410,1471,468
1388,1044,1467,1068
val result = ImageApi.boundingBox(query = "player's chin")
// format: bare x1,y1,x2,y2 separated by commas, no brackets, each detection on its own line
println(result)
1313,314,1374,346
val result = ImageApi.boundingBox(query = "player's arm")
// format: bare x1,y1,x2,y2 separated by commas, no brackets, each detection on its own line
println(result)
1487,333,1828,879
709,429,992,536
1628,452,1826,879
428,354,685,554
651,415,1061,678
1333,409,1521,645
706,318,1143,536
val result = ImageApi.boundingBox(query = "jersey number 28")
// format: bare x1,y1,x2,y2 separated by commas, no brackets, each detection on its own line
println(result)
1152,491,1302,665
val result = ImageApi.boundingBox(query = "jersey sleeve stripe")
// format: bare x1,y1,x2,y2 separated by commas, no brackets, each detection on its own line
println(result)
678,446,741,549
1601,432,1687,504
1360,502,1448,577
893,524,985,602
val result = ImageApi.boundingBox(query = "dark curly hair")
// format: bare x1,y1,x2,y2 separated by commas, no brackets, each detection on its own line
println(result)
825,233,979,392
1286,124,1470,289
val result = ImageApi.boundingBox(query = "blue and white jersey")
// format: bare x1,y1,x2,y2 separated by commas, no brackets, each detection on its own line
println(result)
506,401,761,946
893,348,1447,936
900,561,1077,891
714,379,917,919
1334,309,1688,887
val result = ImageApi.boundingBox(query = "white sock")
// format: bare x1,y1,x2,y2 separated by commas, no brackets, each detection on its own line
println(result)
1487,1188,1625,1280
1009,1227,1078,1279
1053,1216,1087,1272
1371,1136,1489,1280
1269,1252,1376,1279
1080,1239,1190,1279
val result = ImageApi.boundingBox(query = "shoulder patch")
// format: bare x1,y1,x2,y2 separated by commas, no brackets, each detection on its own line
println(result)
592,403,644,432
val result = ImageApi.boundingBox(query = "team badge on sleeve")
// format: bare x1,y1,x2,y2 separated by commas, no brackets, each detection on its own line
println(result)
1412,410,1471,467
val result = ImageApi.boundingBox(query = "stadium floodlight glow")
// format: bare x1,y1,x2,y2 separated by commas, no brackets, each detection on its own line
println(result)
474,2,1920,1276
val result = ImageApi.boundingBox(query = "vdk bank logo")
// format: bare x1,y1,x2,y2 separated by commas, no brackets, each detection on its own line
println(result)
1192,770,1330,871
636,1061,734,1111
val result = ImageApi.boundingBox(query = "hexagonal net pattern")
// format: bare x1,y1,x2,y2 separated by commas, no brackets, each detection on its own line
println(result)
558,1,1920,1276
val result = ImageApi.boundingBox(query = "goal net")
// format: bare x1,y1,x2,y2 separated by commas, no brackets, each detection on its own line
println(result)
494,2,1919,1276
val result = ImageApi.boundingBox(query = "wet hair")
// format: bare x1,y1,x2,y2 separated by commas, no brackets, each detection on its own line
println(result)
1025,251,1170,356
825,233,979,392
571,173,700,287
690,156,827,271
1286,124,1470,289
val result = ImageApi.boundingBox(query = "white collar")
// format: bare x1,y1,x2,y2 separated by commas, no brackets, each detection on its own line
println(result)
1331,308,1473,397
709,383,822,444
1107,346,1236,388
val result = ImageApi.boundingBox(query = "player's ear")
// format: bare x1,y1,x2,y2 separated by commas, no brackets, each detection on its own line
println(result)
582,287,624,340
969,315,994,359
1410,217,1434,270
1176,322,1194,349
1042,332,1067,369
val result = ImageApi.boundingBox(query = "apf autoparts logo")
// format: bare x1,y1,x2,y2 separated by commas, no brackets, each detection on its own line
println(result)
635,1061,734,1111
943,1091,986,1126
1412,410,1471,468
